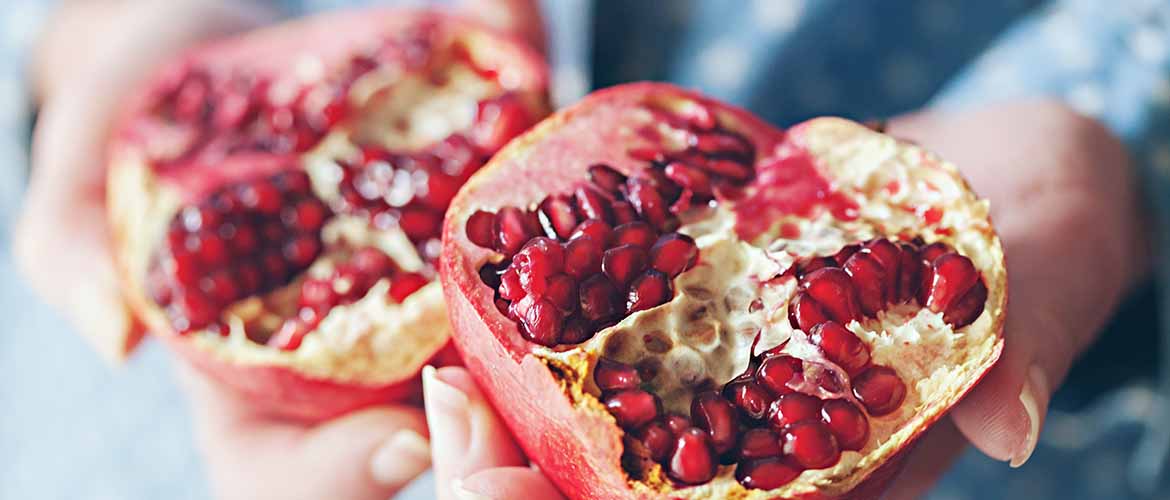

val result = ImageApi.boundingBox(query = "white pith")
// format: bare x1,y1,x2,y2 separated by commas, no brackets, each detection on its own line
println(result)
516,114,1006,498
110,40,524,383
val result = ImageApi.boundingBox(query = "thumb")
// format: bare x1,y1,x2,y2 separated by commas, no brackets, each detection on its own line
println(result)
178,365,430,500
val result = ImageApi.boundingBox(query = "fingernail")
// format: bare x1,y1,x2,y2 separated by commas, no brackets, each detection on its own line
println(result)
423,365,470,415
370,429,432,486
1010,365,1048,468
452,478,494,500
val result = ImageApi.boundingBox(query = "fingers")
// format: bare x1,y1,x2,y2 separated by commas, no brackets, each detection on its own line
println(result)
454,0,546,55
458,467,565,500
423,365,529,500
177,365,430,500
882,419,968,500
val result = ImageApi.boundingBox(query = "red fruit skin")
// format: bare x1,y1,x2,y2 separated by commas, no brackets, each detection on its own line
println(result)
109,9,549,421
441,83,1007,498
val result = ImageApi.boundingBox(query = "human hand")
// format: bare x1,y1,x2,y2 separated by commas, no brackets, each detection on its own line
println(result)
882,99,1148,498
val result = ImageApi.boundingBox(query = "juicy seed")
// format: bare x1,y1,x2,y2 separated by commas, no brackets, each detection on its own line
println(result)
611,222,659,250
821,399,870,451
896,242,922,302
756,355,802,396
494,207,537,257
570,219,613,244
574,185,614,223
664,162,713,196
559,317,595,344
519,297,564,346
735,457,801,490
635,421,674,462
809,321,871,376
723,381,773,420
863,239,901,303
782,421,841,469
664,414,693,436
767,393,822,431
465,210,496,248
538,195,579,239
594,358,642,392
649,233,699,277
944,279,988,327
578,275,620,323
388,272,428,303
498,267,524,300
802,268,861,324
626,270,672,313
602,244,648,286
690,391,740,455
843,252,887,317
588,163,628,192
925,253,979,313
669,428,717,485
563,236,603,279
787,291,830,332
604,389,661,429
737,428,782,460
545,274,578,312
852,366,907,416
626,177,672,230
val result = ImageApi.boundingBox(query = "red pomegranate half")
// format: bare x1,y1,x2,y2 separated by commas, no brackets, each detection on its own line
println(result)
441,83,1005,498
107,8,548,420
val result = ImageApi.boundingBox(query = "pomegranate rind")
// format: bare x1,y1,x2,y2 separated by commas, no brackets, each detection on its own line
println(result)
442,83,1005,498
108,8,548,421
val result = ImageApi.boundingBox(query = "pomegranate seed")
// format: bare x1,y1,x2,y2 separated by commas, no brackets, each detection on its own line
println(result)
259,251,289,285
466,210,496,248
588,163,627,193
691,132,752,158
494,207,538,257
944,279,987,327
809,321,870,376
735,457,801,490
563,236,603,278
560,317,595,344
574,185,613,223
669,428,717,485
236,264,262,295
538,195,579,239
299,278,338,310
179,204,221,232
664,414,692,436
796,257,835,278
611,222,658,250
172,292,217,330
188,231,229,266
514,237,565,295
756,355,802,396
604,389,661,429
897,242,922,303
787,292,830,332
570,219,613,244
801,268,860,325
545,274,578,312
519,297,563,346
626,270,672,313
920,242,951,263
269,318,312,350
274,170,312,196
833,244,861,266
767,393,822,430
226,224,259,255
635,421,674,462
737,428,783,460
690,391,739,455
389,272,429,302
782,421,841,469
821,399,869,451
198,271,238,303
498,267,524,300
351,247,396,277
649,233,698,277
702,158,753,182
925,253,979,314
238,181,283,214
602,244,648,286
864,240,901,302
397,207,442,240
723,380,773,420
852,366,906,416
283,198,329,232
282,236,321,267
664,162,713,196
610,201,638,224
578,275,620,323
626,178,672,230
843,252,887,317
595,358,642,392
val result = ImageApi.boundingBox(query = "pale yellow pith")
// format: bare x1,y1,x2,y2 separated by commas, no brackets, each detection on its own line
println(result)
110,51,509,383
531,117,1005,499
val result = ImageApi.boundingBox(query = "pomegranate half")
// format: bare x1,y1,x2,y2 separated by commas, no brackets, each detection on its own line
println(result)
107,8,548,420
441,83,1005,498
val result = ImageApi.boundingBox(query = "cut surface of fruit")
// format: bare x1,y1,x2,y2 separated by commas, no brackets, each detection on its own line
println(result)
442,83,1005,498
108,8,547,420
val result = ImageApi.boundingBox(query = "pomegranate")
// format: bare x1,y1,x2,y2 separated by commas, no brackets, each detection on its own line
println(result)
106,9,548,420
441,83,1006,497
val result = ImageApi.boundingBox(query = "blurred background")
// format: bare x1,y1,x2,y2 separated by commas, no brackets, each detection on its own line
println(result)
3,0,1170,499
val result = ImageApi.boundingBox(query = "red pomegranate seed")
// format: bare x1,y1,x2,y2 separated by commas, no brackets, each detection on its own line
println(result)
636,168,682,203
604,389,661,429
563,236,603,278
782,421,841,469
574,185,613,223
494,207,538,257
809,321,870,376
519,297,564,346
570,219,613,244
723,380,773,420
188,231,229,266
690,391,739,455
649,233,698,277
389,272,428,302
842,252,886,317
925,253,979,314
737,428,782,460
282,198,329,231
514,237,565,295
664,414,692,436
282,236,321,267
626,270,672,313
897,242,922,302
226,224,259,256
821,399,869,451
943,279,988,328
735,457,801,490
702,158,753,182
275,170,312,196
756,355,802,396
172,292,217,330
611,222,658,250
545,274,578,312
796,257,835,278
578,275,620,323
198,271,238,303
801,268,861,325
602,244,648,286
611,201,638,224
691,132,752,158
498,267,524,300
538,195,579,240
663,162,713,197
920,242,951,263
179,204,221,232
787,292,830,332
299,278,338,310
236,264,262,295
864,239,901,302
351,247,396,277
626,178,672,230
268,318,312,350
635,420,674,462
833,244,861,266
398,207,442,240
669,428,717,485
767,393,822,430
259,251,289,285
560,317,595,344
595,358,642,392
465,210,496,248
588,163,627,193
852,366,906,416
238,181,283,214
